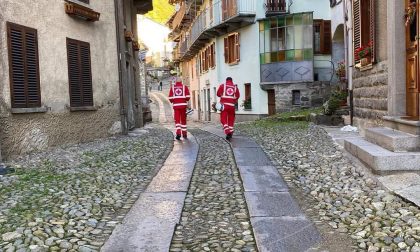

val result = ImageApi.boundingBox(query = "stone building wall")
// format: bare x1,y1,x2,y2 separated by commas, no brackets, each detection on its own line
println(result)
0,108,120,159
352,62,388,130
351,0,388,132
0,0,121,159
274,81,332,112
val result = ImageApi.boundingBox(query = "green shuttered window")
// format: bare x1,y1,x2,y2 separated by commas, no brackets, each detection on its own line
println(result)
7,22,41,108
66,38,93,107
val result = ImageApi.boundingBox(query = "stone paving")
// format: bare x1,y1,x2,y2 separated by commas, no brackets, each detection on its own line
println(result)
236,121,420,252
0,128,173,252
170,129,257,252
2,84,420,252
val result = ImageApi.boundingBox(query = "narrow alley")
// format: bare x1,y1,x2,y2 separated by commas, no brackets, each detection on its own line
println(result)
1,86,419,251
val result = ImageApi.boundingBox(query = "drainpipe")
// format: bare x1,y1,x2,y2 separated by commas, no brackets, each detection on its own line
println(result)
344,0,354,125
114,0,128,134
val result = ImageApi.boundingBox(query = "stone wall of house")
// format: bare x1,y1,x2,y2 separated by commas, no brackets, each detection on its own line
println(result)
274,81,332,112
352,61,388,130
0,0,121,159
0,107,120,159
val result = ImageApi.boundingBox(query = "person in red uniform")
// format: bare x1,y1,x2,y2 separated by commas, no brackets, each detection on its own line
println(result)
217,77,240,140
168,78,190,140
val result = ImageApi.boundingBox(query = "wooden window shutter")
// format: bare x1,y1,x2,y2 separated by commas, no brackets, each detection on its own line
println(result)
67,38,93,107
80,43,93,106
369,0,375,63
353,0,361,64
222,0,228,20
7,22,41,108
235,33,240,62
322,20,331,54
224,37,229,63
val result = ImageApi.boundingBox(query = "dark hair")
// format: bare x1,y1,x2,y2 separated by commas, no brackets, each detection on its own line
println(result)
226,77,232,81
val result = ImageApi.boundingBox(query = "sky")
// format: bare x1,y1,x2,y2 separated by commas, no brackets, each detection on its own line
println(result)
137,16,173,56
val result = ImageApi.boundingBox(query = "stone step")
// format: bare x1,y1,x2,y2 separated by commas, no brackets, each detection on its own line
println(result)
365,127,420,152
344,137,420,173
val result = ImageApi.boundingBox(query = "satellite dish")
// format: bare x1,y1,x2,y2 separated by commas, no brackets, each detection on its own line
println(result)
175,3,180,12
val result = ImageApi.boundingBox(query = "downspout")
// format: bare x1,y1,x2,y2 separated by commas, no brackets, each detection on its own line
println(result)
345,0,354,125
114,0,128,134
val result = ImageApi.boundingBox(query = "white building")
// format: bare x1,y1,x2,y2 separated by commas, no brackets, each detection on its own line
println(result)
169,0,332,122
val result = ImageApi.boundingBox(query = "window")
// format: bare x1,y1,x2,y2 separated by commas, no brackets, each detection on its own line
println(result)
292,90,301,105
259,13,313,64
224,33,240,64
66,38,94,107
200,43,216,73
244,83,252,109
7,22,41,108
78,0,89,3
192,91,196,109
353,0,375,64
209,0,213,23
245,83,251,100
313,20,331,54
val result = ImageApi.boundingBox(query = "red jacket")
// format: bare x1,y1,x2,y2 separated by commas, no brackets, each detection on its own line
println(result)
168,82,190,109
217,80,240,108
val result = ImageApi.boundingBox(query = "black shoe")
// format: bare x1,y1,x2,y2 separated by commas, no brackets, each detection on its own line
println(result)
226,133,232,140
183,135,188,139
175,135,181,140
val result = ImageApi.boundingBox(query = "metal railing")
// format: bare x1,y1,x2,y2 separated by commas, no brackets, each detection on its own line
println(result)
171,2,187,29
264,0,287,13
188,0,256,50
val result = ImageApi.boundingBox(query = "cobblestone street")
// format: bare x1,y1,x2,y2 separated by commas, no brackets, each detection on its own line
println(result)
0,89,419,252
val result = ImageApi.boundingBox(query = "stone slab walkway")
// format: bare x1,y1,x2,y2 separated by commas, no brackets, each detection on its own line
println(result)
101,136,198,252
203,125,321,252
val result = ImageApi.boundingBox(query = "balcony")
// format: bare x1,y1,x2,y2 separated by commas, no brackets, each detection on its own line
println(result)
178,0,256,61
264,0,287,16
171,2,188,30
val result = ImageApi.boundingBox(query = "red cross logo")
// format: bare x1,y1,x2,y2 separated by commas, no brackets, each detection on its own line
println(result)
226,87,234,96
174,88,183,96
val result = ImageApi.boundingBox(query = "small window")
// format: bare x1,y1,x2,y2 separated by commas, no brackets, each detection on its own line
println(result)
243,83,252,109
292,90,301,105
66,38,94,107
224,33,240,64
78,0,89,4
7,22,41,108
313,20,331,54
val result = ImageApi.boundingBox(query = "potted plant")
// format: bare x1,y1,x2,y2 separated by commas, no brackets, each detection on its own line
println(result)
335,61,346,81
241,97,252,110
355,41,373,67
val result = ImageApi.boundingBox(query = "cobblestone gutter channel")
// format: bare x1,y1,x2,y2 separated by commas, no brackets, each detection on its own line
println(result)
236,121,420,252
0,128,173,252
170,129,257,252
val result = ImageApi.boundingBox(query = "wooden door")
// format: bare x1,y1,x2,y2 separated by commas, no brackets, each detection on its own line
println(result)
406,0,420,118
267,90,276,116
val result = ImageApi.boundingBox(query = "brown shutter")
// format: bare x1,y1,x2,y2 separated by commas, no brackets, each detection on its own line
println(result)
353,0,361,64
235,33,240,62
224,37,228,63
222,0,228,20
80,43,93,106
322,20,331,54
369,0,375,63
7,22,41,108
67,38,93,107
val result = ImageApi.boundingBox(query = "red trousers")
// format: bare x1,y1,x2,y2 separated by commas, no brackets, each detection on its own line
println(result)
220,106,236,135
174,108,187,136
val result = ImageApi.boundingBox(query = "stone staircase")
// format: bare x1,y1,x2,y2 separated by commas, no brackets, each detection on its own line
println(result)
344,117,420,174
